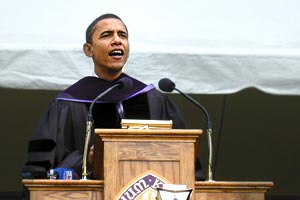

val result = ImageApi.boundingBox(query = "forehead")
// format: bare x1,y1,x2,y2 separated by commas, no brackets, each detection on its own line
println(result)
94,18,127,33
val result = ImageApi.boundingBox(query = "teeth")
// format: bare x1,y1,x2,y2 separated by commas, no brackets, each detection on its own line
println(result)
110,50,123,56
113,50,122,54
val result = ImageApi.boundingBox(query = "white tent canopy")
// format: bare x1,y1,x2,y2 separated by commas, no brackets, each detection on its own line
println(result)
1,0,300,95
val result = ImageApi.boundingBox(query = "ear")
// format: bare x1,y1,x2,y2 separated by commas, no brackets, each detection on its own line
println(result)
83,43,93,57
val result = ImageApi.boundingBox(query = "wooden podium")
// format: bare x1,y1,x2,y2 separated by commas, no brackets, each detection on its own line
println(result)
22,180,273,200
93,128,202,200
23,128,273,200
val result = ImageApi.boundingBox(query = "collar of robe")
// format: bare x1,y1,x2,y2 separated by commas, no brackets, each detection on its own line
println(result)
56,73,155,103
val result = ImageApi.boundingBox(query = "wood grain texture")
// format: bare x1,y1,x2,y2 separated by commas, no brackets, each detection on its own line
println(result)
119,142,180,160
194,181,273,200
23,180,273,200
96,129,201,200
22,179,103,200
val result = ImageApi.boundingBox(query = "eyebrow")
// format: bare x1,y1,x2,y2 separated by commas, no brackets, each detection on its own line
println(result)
100,29,128,37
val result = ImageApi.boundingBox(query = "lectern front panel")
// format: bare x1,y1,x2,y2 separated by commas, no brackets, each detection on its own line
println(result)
94,129,202,200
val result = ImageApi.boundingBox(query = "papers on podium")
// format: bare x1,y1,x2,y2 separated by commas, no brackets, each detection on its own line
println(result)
156,184,193,200
121,119,173,129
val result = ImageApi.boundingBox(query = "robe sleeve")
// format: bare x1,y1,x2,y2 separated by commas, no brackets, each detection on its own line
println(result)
25,99,89,177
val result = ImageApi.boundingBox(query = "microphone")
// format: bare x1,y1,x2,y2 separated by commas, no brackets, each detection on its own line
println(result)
158,78,214,181
81,77,133,180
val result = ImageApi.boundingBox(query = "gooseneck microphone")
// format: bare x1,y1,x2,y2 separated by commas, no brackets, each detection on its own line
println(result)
158,78,214,181
81,77,133,180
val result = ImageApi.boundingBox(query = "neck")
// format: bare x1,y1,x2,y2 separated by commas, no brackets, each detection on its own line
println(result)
94,69,122,81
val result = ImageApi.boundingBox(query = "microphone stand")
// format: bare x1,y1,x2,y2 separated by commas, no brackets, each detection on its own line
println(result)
81,84,121,180
207,128,213,181
174,88,214,182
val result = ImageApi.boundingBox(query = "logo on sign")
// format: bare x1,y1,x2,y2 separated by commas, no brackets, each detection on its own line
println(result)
115,170,170,200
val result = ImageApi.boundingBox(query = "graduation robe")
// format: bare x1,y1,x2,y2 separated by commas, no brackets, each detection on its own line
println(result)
25,73,201,179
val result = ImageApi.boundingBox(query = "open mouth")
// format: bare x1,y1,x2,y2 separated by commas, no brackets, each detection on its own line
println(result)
109,49,124,56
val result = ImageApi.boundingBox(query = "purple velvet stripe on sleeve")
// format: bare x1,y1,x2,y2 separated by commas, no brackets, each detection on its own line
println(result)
125,84,155,99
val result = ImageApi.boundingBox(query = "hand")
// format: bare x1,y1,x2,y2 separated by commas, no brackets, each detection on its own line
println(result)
88,145,94,165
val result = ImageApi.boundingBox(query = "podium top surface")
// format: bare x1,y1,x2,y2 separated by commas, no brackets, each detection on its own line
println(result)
94,129,203,141
22,179,103,187
94,128,203,135
195,181,274,188
23,179,273,190
195,181,274,193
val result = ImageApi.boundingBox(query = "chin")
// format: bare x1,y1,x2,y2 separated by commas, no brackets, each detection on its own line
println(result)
109,67,123,74
111,64,124,71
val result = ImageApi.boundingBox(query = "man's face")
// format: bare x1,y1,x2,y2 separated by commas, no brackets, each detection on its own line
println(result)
89,18,129,78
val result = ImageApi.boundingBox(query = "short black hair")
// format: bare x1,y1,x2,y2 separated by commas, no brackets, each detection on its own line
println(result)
85,13,128,44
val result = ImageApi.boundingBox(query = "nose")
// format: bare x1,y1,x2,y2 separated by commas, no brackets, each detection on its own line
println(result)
112,33,122,45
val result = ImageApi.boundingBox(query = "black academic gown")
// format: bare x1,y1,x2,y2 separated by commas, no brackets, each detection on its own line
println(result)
24,73,198,179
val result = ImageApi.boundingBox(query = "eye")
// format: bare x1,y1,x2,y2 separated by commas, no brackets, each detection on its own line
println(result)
100,31,112,38
119,32,128,39
101,33,110,38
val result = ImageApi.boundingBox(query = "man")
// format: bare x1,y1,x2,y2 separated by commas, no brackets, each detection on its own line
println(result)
23,13,203,180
